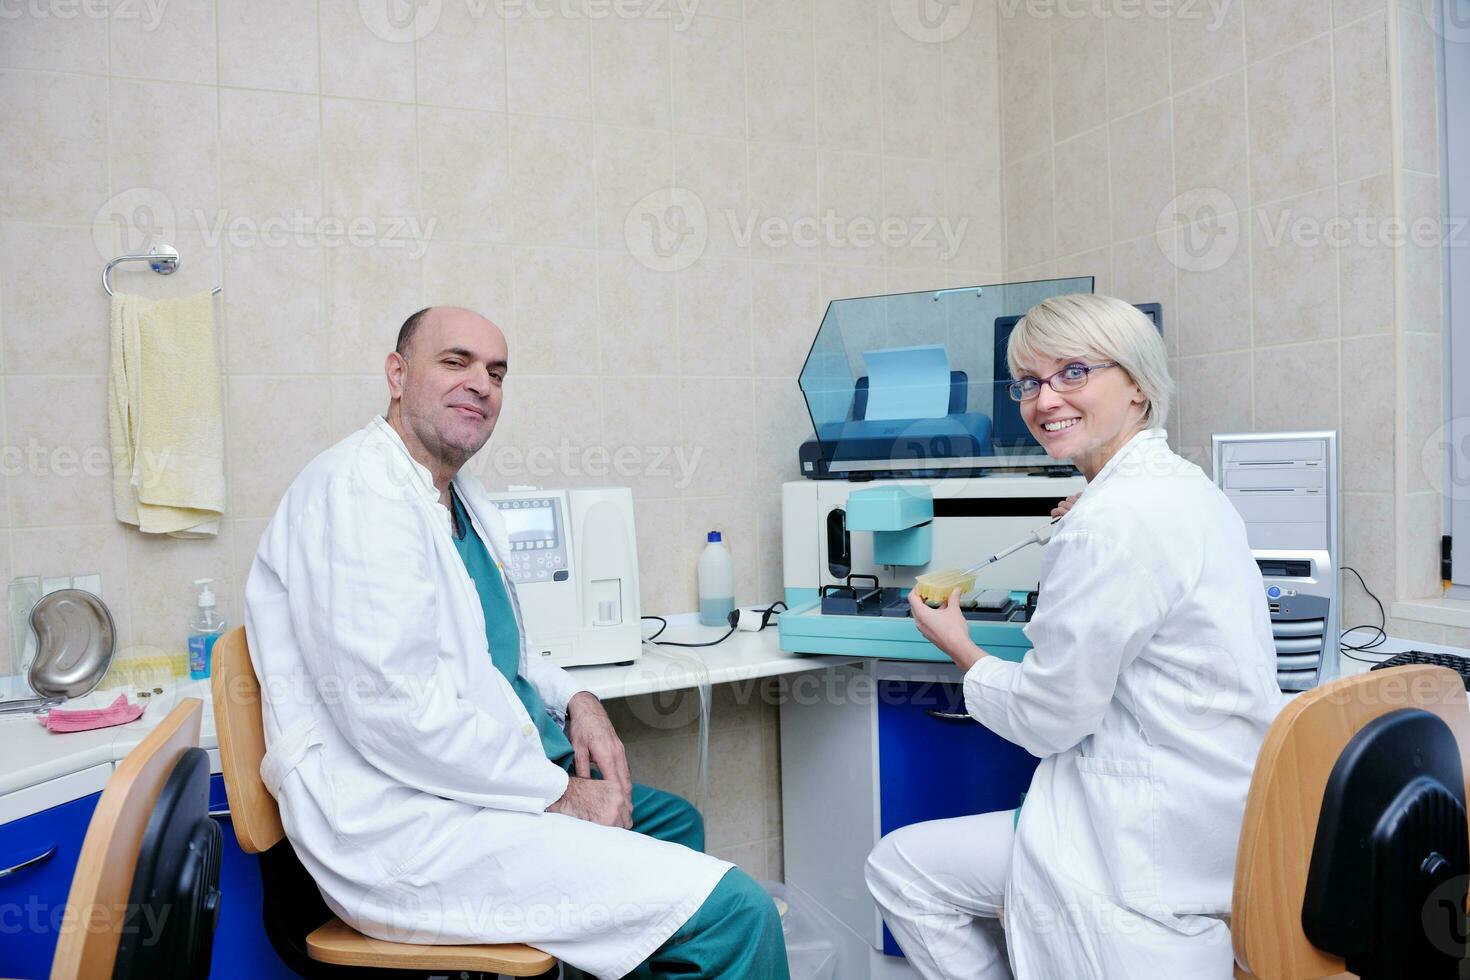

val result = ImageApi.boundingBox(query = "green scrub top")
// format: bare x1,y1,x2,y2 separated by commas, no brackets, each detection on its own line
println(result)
449,488,575,766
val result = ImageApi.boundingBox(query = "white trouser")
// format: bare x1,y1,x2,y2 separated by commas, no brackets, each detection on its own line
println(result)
865,809,1016,980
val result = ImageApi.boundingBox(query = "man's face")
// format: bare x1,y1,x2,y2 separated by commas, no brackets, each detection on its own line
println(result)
389,309,508,466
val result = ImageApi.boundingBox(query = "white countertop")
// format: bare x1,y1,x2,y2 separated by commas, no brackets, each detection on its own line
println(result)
0,619,854,804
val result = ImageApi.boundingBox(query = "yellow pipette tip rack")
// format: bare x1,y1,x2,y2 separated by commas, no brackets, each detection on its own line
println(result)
912,569,976,607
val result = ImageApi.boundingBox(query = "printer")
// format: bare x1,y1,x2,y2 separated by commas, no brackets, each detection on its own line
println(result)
778,277,1110,662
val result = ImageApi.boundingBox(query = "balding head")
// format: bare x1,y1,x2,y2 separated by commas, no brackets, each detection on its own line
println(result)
384,306,509,486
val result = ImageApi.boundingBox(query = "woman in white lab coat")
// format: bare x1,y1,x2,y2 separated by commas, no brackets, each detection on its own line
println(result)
864,294,1284,979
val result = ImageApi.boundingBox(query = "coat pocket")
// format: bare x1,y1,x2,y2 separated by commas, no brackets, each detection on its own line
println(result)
1073,755,1160,909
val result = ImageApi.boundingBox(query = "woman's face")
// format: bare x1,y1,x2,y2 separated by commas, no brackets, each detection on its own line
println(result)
1014,353,1148,480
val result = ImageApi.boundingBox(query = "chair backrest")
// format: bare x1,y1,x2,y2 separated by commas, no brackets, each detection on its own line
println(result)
210,626,285,854
50,698,204,979
1232,665,1470,979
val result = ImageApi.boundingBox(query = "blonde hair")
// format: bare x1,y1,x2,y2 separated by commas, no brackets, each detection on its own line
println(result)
1006,293,1173,430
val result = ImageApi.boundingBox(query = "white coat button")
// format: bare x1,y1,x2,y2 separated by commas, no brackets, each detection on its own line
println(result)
522,723,535,736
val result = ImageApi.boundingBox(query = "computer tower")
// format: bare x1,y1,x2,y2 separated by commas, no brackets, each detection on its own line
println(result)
1212,431,1341,691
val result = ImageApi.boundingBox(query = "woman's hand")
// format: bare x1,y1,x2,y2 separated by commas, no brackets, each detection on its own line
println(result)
1051,492,1081,519
908,588,986,671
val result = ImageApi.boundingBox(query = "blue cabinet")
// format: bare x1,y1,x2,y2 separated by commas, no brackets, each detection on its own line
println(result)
876,679,1039,956
208,773,297,979
0,790,101,979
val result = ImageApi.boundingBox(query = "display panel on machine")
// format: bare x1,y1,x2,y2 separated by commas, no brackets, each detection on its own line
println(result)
494,497,569,585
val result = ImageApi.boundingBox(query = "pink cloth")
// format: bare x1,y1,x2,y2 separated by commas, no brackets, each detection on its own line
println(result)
38,693,147,733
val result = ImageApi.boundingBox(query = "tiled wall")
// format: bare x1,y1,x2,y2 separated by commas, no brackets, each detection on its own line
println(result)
993,0,1449,640
0,0,1006,877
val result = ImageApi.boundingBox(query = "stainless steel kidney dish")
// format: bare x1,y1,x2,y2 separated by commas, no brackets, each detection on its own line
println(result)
0,589,116,714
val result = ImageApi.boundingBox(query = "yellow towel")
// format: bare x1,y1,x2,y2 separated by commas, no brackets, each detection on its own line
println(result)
108,291,226,537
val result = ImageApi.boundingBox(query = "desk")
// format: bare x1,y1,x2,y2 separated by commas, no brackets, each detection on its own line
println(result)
0,618,855,980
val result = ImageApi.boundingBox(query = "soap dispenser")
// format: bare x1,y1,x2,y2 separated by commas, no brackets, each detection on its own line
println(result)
188,578,226,681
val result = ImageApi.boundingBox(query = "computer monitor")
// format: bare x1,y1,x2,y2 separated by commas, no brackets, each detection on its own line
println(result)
991,303,1165,450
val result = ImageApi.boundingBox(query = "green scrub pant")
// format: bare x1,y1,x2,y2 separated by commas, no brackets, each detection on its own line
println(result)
621,783,790,980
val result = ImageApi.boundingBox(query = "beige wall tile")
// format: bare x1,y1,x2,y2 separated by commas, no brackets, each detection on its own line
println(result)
328,376,387,446
1049,15,1106,143
1004,152,1055,270
816,36,883,152
1247,37,1334,205
222,239,327,375
750,262,822,376
326,245,422,373
1244,0,1329,64
110,80,220,227
1395,4,1440,177
1333,13,1392,184
1250,188,1340,346
1169,0,1243,94
1341,491,1394,635
1110,232,1178,354
0,0,107,73
1400,172,1443,333
415,2,507,112
318,0,413,102
1173,70,1248,209
999,8,1053,165
705,725,767,848
819,150,884,266
1109,102,1174,242
592,15,672,129
219,89,322,224
6,377,114,527
1336,0,1386,23
1175,219,1250,352
680,378,755,497
752,378,809,492
747,0,811,31
882,158,945,268
1105,7,1170,120
674,135,750,261
677,257,753,375
1252,340,1340,431
743,141,822,258
219,0,319,93
632,497,690,612
756,491,784,602
942,164,1003,272
508,247,600,375
1057,246,1111,295
125,530,233,651
479,376,604,488
1177,352,1251,472
225,376,333,519
597,251,677,376
594,127,674,252
600,378,683,499
1340,335,1395,493
506,7,592,119
1401,491,1442,598
1053,130,1110,258
747,29,816,145
2,223,112,375
1337,174,1395,336
110,0,216,83
673,14,747,138
12,525,131,649
0,70,108,223
880,26,943,159
509,116,596,249
421,243,515,327
942,25,1001,167
814,0,879,41
1404,332,1442,496
321,98,418,222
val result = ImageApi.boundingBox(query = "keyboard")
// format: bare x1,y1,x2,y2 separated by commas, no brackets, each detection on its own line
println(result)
1369,650,1470,690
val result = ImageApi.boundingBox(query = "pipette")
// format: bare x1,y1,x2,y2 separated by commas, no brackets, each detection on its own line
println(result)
912,516,1064,606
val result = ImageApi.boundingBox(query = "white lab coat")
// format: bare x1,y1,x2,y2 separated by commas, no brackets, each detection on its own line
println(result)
243,417,730,979
963,428,1285,977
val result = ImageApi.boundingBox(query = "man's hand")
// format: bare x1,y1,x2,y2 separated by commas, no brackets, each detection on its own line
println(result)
547,776,633,829
1051,492,1081,518
908,588,986,672
566,692,632,804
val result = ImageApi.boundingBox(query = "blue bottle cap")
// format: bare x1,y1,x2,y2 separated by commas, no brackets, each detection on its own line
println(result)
707,531,722,542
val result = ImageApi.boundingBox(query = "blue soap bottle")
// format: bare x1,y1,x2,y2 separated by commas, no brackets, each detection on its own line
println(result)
188,578,226,681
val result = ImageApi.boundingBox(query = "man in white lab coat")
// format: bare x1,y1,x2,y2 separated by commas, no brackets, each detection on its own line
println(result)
244,306,788,979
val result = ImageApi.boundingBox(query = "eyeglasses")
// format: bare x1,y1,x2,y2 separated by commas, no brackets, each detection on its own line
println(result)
1007,362,1118,402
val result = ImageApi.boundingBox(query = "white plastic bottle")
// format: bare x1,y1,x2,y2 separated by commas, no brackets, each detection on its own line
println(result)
188,578,227,681
697,531,735,627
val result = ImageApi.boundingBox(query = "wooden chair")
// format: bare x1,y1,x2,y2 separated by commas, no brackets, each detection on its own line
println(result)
50,698,216,979
210,626,556,977
1232,664,1470,979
